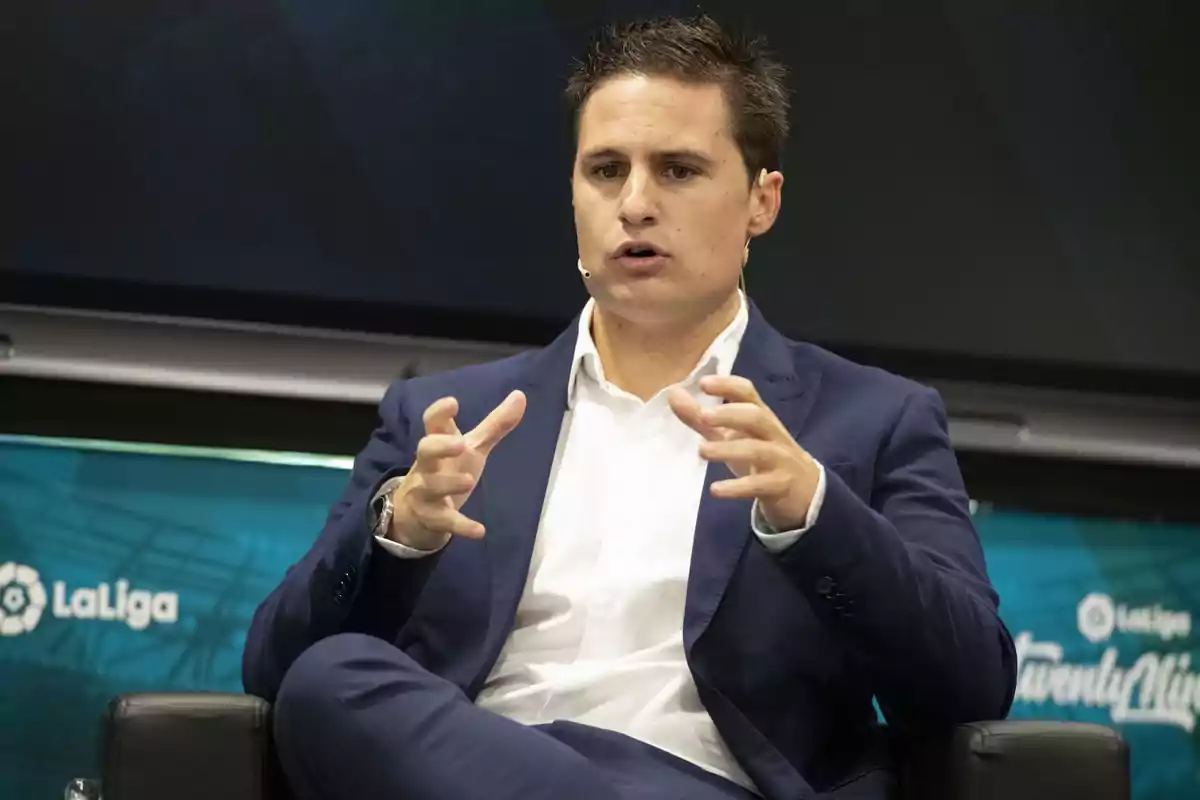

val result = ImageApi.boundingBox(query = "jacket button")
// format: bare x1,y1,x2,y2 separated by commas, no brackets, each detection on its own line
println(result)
814,576,835,596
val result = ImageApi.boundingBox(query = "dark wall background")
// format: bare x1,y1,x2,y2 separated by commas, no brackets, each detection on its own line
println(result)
5,0,1198,384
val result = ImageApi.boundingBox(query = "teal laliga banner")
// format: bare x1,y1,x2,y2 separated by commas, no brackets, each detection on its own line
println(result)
2,435,1198,798
0,436,351,799
978,505,1200,799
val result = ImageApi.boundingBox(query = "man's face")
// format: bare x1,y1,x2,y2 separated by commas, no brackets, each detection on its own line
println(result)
572,74,780,326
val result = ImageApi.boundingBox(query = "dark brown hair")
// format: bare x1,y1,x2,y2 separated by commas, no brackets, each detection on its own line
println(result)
565,14,790,178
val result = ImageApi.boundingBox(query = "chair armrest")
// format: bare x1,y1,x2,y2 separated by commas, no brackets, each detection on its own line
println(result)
103,692,284,800
897,720,1129,800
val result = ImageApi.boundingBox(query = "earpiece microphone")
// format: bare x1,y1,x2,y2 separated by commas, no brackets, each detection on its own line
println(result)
577,258,591,279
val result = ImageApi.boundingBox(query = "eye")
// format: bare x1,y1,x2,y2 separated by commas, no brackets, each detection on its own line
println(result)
590,162,624,180
664,163,698,181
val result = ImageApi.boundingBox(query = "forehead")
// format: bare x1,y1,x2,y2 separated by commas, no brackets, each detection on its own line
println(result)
576,74,736,157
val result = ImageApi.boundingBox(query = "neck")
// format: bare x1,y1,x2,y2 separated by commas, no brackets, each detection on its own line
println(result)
590,293,742,401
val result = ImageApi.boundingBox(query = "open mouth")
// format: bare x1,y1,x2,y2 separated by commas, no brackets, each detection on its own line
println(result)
615,242,666,259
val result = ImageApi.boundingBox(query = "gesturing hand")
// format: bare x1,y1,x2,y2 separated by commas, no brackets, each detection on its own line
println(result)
388,390,526,550
668,375,820,532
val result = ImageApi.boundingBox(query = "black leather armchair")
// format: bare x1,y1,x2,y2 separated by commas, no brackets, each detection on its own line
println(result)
86,692,1130,800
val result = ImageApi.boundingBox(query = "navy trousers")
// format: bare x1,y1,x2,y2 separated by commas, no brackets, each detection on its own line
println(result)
273,633,762,800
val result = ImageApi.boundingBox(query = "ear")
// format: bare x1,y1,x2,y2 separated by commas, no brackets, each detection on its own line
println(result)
747,169,784,238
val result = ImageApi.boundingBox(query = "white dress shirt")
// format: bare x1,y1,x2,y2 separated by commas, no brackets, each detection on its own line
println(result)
377,293,826,793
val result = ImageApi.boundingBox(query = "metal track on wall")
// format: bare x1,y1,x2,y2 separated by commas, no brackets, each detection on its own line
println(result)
0,303,522,404
3,303,1199,469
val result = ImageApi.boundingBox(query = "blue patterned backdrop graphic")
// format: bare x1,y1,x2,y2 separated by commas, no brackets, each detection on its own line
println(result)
1,437,1197,798
0,437,351,799
979,506,1200,799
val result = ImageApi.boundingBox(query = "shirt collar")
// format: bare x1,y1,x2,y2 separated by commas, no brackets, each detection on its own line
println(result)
566,291,749,407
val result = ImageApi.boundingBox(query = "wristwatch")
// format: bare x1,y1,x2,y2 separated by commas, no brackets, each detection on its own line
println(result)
369,476,406,538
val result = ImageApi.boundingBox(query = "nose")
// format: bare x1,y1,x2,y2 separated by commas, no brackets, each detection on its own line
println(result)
618,167,658,226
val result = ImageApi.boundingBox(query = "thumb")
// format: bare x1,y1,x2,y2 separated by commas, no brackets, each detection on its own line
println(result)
465,390,527,455
668,386,717,440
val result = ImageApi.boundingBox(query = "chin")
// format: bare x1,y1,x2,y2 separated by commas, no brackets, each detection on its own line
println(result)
595,285,695,324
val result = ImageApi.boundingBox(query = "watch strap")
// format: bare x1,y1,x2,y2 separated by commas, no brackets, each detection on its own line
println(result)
369,476,406,537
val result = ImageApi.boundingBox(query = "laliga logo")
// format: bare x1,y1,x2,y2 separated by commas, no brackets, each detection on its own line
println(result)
1077,593,1117,643
1077,592,1191,643
0,561,178,635
0,562,48,636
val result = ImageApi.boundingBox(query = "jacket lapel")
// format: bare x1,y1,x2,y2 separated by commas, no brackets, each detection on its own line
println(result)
684,303,822,652
465,303,822,672
466,325,577,693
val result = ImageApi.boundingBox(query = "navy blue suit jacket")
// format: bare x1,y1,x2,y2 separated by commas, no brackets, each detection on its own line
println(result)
243,303,1017,798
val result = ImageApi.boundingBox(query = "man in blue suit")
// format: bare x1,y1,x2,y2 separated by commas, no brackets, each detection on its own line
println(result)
243,15,1016,800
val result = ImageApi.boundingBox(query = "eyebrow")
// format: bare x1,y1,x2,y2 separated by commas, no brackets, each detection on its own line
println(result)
579,147,717,167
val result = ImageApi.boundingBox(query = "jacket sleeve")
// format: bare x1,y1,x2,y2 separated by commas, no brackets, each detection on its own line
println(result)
775,386,1017,728
241,380,444,702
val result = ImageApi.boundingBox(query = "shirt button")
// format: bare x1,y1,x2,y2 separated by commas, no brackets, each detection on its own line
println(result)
814,576,836,596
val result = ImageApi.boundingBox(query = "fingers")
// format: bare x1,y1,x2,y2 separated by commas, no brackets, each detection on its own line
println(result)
698,438,781,470
667,387,722,441
395,466,483,543
400,392,521,544
423,396,462,437
417,399,465,474
710,472,792,500
465,390,527,455
410,497,486,539
700,402,782,441
416,471,477,497
670,387,785,445
416,434,466,463
699,375,762,405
